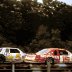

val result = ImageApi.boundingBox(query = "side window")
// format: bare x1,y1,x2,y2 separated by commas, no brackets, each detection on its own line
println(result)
54,50,57,55
59,50,68,55
10,49,20,53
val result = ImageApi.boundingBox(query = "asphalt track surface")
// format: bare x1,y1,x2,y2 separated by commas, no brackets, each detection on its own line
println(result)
0,62,72,72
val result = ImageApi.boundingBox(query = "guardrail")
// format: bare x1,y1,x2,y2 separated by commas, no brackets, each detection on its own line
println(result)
0,62,72,72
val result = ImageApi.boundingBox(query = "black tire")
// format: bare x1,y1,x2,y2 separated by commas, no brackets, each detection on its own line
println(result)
0,54,6,62
46,57,54,64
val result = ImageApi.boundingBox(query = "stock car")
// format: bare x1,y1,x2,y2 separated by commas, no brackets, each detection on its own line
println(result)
0,47,26,62
24,48,72,64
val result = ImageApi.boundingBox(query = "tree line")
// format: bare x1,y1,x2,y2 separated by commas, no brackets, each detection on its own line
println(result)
0,0,72,52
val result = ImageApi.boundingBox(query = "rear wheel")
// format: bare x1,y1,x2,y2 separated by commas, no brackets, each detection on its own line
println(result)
46,57,54,64
0,54,6,62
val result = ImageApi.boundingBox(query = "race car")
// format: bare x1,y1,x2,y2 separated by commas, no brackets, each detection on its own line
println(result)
24,48,72,64
0,47,26,62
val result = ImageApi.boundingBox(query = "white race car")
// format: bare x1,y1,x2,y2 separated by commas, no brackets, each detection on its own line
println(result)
24,48,72,64
0,47,26,62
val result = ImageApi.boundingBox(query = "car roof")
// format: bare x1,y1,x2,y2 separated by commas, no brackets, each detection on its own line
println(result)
0,47,19,49
45,48,66,50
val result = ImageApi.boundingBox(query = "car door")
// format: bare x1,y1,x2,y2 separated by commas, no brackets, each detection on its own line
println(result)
4,48,10,61
59,50,70,63
53,50,60,63
9,49,21,61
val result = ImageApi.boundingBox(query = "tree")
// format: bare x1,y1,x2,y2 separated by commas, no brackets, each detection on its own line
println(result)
0,0,72,52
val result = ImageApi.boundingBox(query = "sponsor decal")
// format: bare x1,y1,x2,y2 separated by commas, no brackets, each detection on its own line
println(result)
6,55,14,61
16,53,21,59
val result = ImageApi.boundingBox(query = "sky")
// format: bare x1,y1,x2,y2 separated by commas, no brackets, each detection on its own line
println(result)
37,0,43,3
37,0,72,5
58,0,72,5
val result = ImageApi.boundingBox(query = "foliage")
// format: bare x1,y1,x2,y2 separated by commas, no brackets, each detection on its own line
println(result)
0,0,72,52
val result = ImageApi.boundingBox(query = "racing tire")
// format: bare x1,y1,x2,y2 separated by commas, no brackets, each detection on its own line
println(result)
0,54,6,63
46,57,54,65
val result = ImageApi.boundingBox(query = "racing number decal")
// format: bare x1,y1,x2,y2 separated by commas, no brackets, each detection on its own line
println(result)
63,56,70,62
54,56,59,59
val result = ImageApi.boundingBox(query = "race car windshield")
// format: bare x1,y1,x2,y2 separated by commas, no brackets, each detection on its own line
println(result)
36,49,49,55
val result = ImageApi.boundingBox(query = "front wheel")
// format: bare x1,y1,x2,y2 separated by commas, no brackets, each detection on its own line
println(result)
0,54,6,63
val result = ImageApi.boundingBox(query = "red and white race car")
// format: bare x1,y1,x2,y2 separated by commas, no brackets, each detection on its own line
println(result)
24,48,72,63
